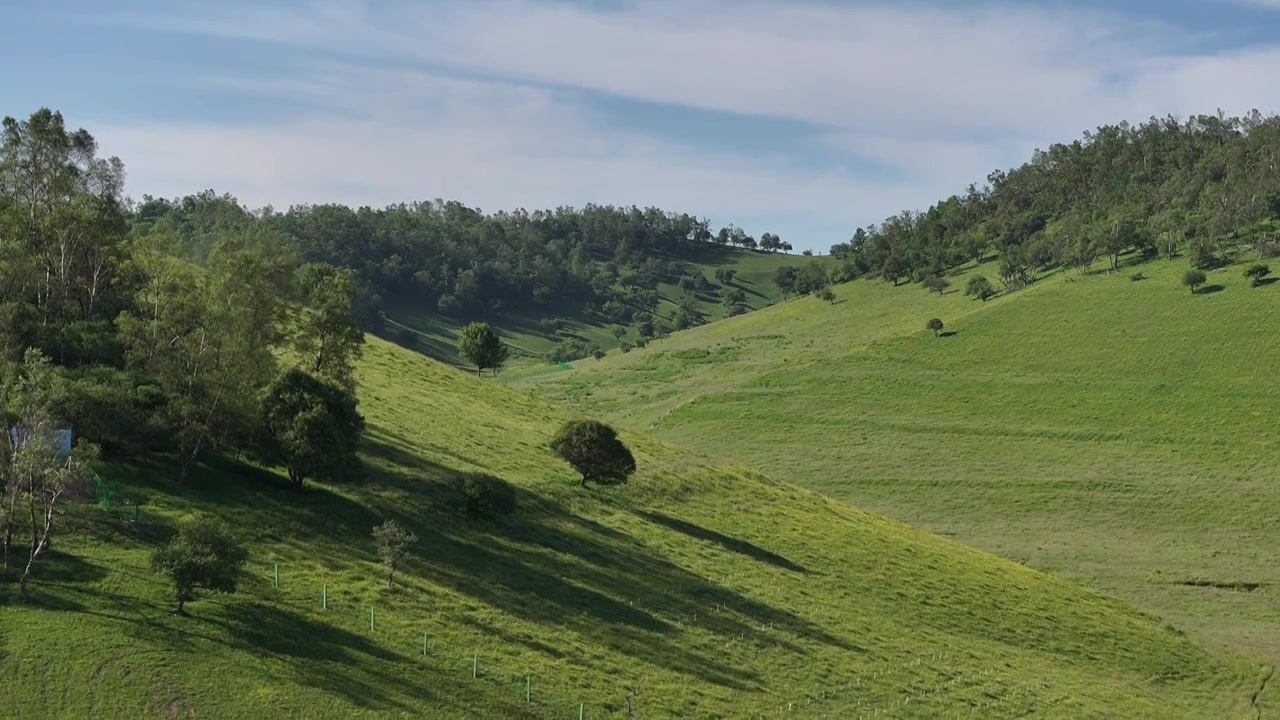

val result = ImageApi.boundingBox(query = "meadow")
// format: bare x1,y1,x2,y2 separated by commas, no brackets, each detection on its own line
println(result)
1,332,1263,718
522,253,1280,711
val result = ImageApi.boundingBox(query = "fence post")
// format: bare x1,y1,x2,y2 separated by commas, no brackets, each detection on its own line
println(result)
322,584,327,610
423,632,429,656
473,654,478,679
370,607,375,632
526,675,530,703
579,702,584,719
273,562,279,589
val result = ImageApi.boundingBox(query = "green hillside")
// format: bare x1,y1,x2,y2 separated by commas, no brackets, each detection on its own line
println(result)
1,334,1261,718
521,253,1280,703
382,246,806,369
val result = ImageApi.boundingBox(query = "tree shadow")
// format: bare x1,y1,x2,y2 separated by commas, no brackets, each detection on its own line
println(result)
1253,277,1278,287
635,510,808,574
1195,284,1226,295
938,331,958,338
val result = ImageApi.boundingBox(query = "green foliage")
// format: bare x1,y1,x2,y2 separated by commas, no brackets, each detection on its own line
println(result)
927,317,945,336
149,515,248,614
965,275,996,302
817,287,836,304
773,266,799,299
457,474,517,520
592,349,606,361
547,338,598,364
456,322,509,377
1244,263,1271,286
294,264,365,389
260,368,365,489
549,419,636,486
924,274,950,295
1182,269,1207,293
372,519,417,588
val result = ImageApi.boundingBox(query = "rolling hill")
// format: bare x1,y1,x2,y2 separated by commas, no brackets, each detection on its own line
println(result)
0,331,1262,718
519,251,1280,712
380,246,808,369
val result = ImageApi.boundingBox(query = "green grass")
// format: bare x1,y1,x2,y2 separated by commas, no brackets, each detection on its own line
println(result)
523,254,1280,705
0,328,1263,717
381,246,805,369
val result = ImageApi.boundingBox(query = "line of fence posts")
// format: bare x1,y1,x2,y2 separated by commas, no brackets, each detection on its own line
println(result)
264,562,1035,718
266,562,615,717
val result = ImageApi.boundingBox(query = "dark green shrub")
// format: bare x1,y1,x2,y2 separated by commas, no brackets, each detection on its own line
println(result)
458,474,517,519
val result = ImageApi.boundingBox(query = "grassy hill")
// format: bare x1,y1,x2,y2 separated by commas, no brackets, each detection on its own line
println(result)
0,332,1263,718
381,246,807,369
520,253,1280,707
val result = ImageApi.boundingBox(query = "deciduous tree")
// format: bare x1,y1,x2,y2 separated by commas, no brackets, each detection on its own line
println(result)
550,419,636,487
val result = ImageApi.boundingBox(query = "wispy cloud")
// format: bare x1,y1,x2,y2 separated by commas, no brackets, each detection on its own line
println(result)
85,0,1280,248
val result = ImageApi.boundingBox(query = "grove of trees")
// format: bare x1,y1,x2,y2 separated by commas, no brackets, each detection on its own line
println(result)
828,111,1280,290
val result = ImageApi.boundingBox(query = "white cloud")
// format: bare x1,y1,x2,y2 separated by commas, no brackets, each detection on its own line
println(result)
85,0,1280,249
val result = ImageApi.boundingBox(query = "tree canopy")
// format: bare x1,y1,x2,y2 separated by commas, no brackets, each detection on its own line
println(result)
457,322,510,377
549,420,636,487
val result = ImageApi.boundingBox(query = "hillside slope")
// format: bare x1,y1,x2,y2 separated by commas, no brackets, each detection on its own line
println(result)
382,247,807,368
0,334,1260,718
522,253,1280,680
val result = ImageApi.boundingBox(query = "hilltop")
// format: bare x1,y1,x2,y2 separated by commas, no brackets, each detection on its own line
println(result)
0,334,1261,718
520,250,1280,710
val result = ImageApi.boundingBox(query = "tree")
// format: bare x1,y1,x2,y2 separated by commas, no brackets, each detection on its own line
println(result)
150,516,247,614
713,268,736,285
926,318,945,336
1,350,100,598
924,275,950,295
965,275,996,302
372,519,417,588
294,264,365,389
611,326,627,341
549,419,636,487
457,322,510,377
1183,268,1207,293
772,266,799,300
260,368,365,490
1244,263,1271,287
817,287,836,304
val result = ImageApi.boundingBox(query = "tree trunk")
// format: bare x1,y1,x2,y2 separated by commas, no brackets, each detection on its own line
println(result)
175,598,187,615
580,475,588,488
387,569,394,588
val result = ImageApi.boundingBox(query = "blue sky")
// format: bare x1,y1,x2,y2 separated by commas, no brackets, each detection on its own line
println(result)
4,0,1280,251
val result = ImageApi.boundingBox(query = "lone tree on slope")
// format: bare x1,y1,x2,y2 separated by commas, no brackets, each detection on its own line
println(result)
965,275,996,302
1244,263,1271,287
458,322,510,376
372,519,417,588
550,420,637,487
1182,269,1207,294
927,318,945,337
150,516,248,615
817,287,836,304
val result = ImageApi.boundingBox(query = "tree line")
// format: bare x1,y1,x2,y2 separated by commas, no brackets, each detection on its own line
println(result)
827,111,1280,291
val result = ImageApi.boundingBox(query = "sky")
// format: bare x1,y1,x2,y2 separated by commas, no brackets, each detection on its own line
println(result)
4,1,1280,251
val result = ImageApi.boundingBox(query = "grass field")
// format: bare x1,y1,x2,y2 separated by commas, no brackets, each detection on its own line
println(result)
380,246,806,369
521,252,1280,711
0,330,1265,717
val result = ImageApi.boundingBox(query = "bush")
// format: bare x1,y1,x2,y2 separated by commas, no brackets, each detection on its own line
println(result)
592,349,606,360
923,275,950,294
436,294,462,314
458,474,517,519
1244,263,1271,287
548,338,598,363
1130,272,1146,282
620,342,633,353
926,318,944,336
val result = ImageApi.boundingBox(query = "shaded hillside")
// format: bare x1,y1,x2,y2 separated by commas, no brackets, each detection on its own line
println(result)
0,336,1258,718
522,248,1280,694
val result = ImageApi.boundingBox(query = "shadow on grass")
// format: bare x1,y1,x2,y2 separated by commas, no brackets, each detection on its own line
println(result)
1196,284,1226,295
938,331,958,338
1253,277,1278,287
636,510,808,574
